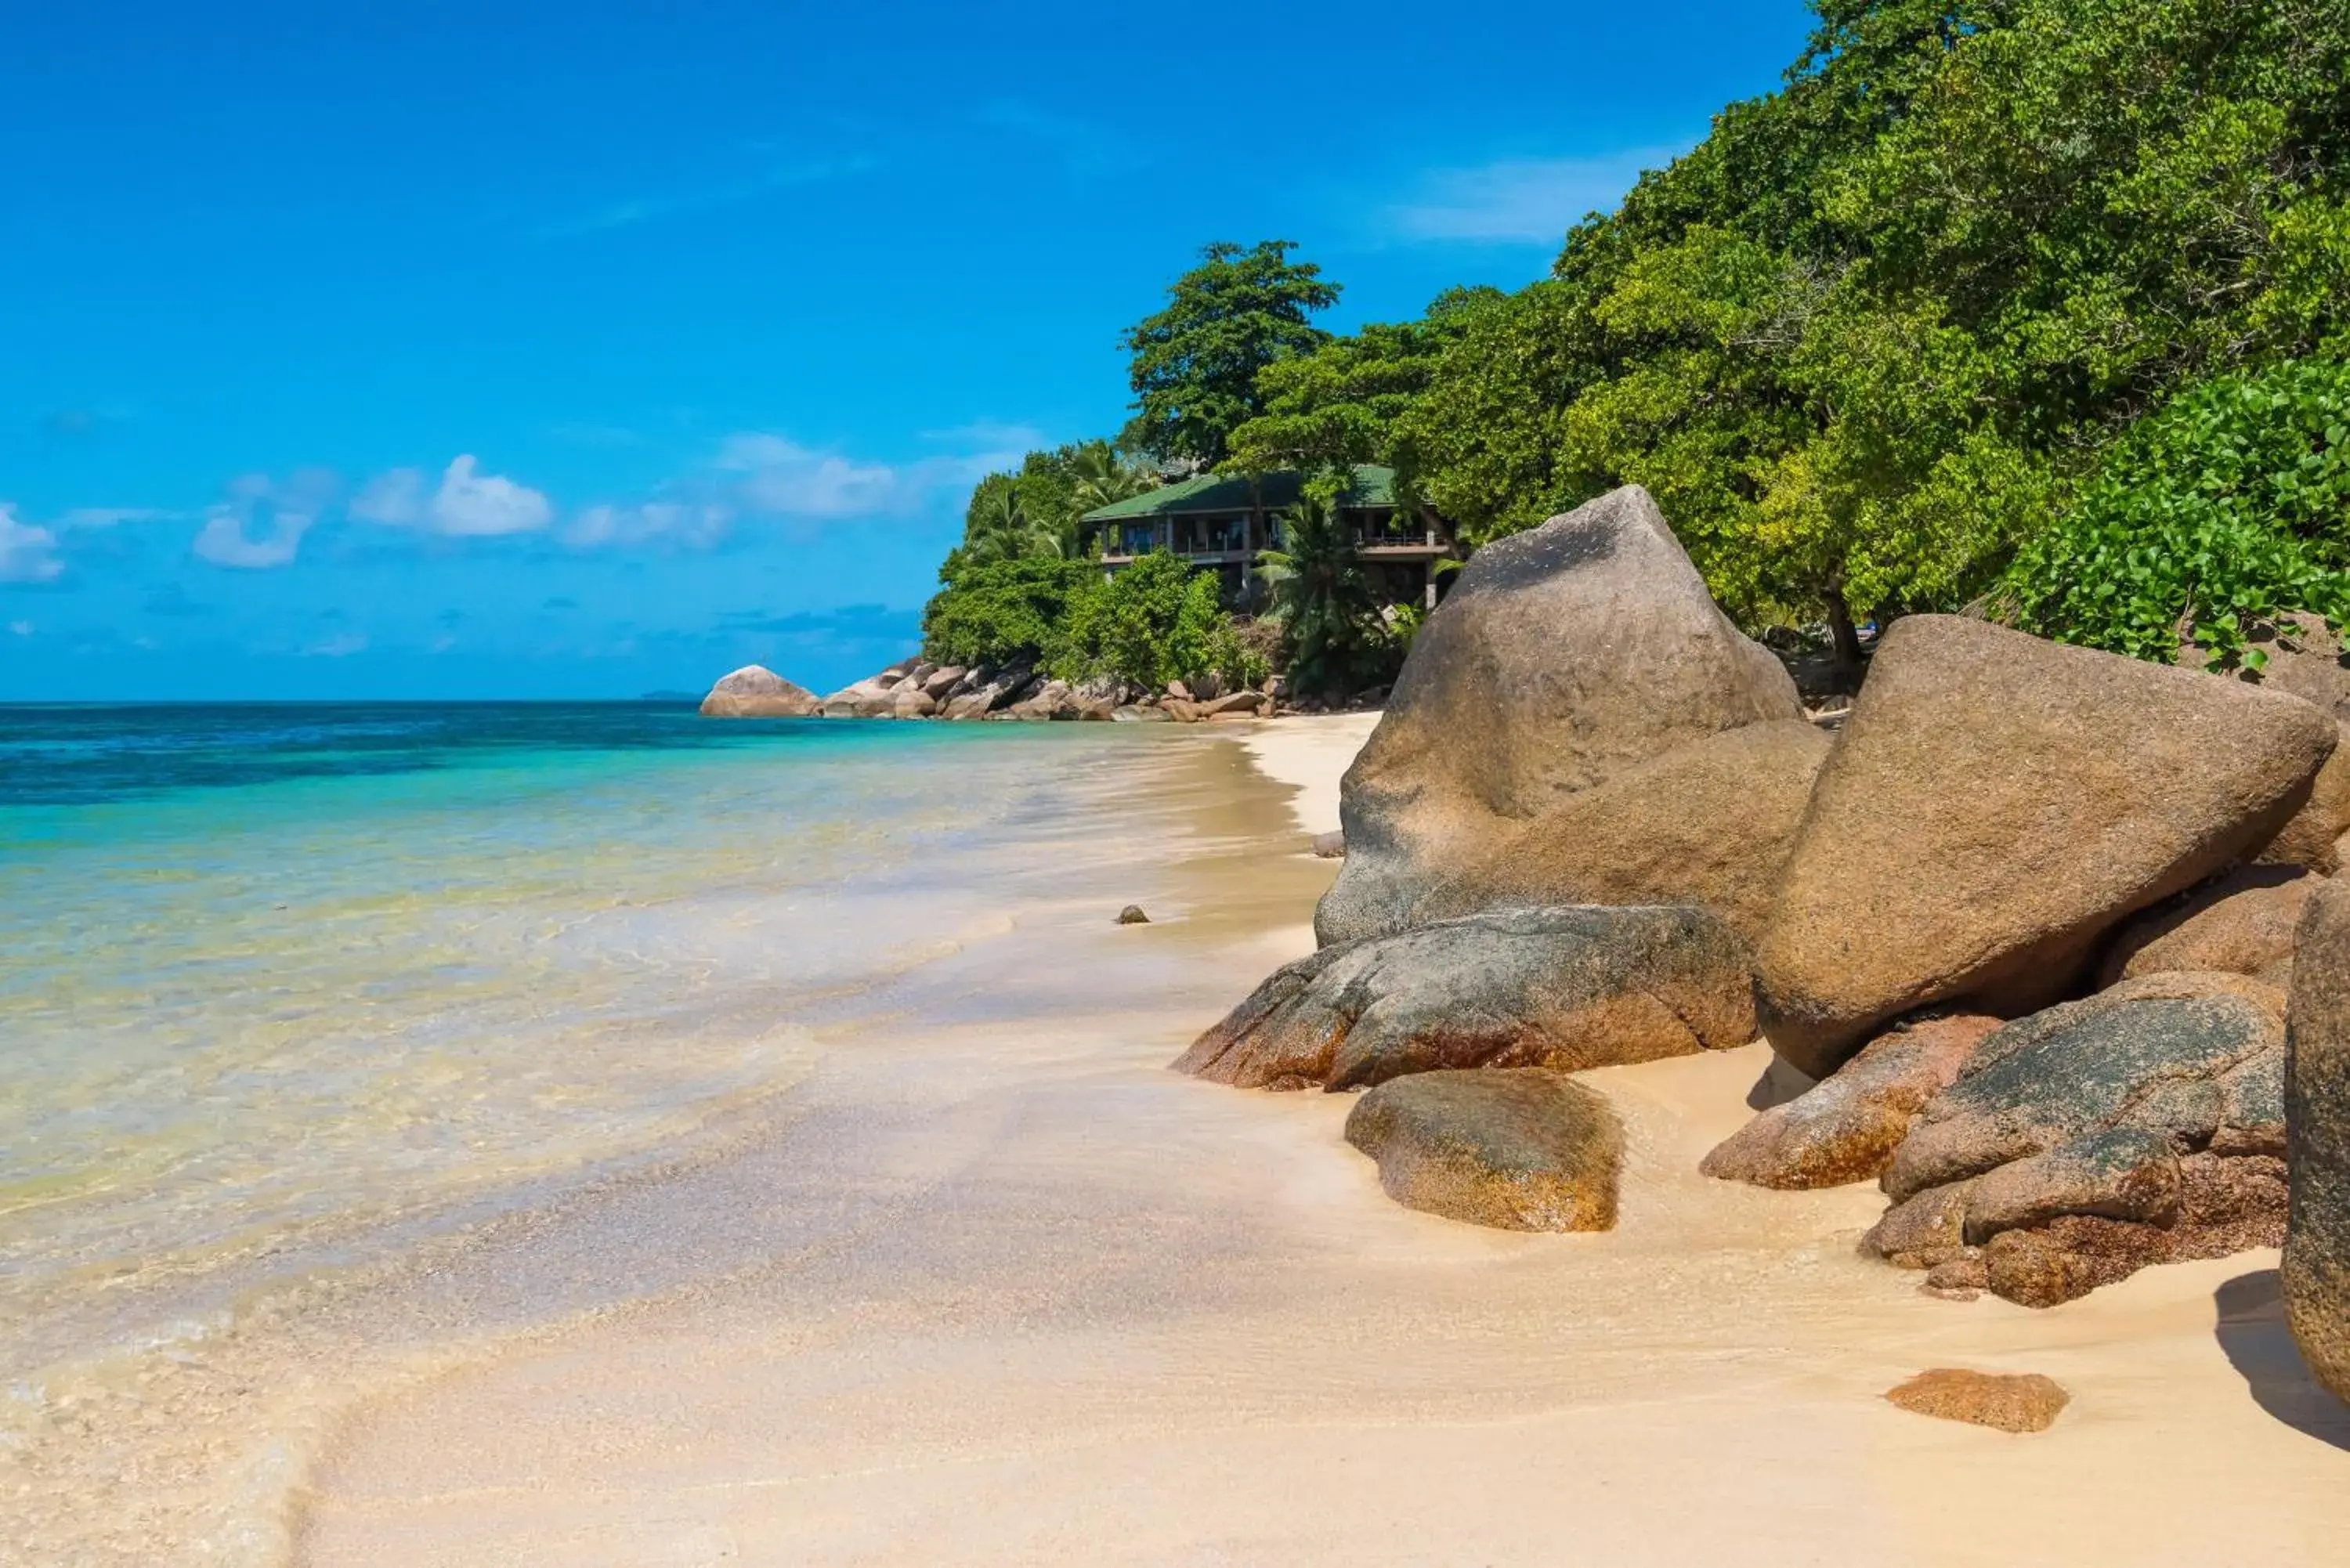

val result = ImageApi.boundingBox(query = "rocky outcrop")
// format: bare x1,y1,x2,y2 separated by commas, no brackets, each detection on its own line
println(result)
1883,1370,2068,1433
698,665,820,718
1006,678,1076,721
1317,486,1806,948
1701,1013,1998,1189
1343,1069,1623,1231
1757,615,2336,1078
2284,878,2350,1406
1174,905,1755,1092
1864,972,2290,1306
2099,866,2321,989
941,664,1034,719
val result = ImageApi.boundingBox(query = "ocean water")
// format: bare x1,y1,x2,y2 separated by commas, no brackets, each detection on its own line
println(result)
0,703,1127,1387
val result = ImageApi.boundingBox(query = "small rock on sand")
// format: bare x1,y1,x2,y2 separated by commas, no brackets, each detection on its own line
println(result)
1343,1068,1622,1232
1115,905,1151,926
1883,1369,2070,1433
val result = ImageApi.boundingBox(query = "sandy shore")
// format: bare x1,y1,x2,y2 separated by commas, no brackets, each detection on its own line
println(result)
294,717,2350,1566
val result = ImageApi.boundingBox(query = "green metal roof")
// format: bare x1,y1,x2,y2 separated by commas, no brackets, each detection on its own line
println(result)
1078,464,1397,524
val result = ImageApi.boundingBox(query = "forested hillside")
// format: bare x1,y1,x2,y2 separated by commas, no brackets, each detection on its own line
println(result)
932,0,2350,685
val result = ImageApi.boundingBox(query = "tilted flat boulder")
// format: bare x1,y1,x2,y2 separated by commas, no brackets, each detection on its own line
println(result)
1757,615,2335,1077
1702,1013,1998,1190
1341,721,1831,946
1343,1068,1622,1231
698,664,819,718
1317,485,1805,948
2285,878,2350,1405
1174,905,1755,1092
2099,865,2321,989
1864,972,2290,1305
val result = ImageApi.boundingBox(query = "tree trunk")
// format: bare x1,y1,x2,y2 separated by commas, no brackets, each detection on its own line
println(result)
1825,591,1865,692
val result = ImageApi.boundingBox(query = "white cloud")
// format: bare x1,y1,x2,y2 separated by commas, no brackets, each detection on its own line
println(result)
717,434,905,518
8,620,31,637
0,504,63,583
353,455,552,537
565,500,732,549
193,471,334,569
1389,146,1688,244
712,429,1032,522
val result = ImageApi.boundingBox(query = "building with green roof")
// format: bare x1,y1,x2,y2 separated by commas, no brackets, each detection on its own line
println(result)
1077,465,1460,609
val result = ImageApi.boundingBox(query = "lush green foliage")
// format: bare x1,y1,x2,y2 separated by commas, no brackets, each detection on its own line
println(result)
2003,356,2350,664
959,479,1061,565
1256,497,1394,695
1119,240,1341,468
1223,288,1498,485
1256,0,2350,656
1048,551,1262,691
920,557,1099,669
922,551,1261,691
951,439,1148,569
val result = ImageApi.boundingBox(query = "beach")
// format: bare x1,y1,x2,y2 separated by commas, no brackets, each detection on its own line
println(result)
6,710,2346,1565
286,712,2349,1566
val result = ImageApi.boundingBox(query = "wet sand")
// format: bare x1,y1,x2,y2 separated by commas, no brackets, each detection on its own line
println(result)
294,716,2350,1566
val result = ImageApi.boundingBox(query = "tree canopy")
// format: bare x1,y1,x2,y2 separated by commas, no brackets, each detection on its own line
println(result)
1119,240,1341,468
1266,0,2350,660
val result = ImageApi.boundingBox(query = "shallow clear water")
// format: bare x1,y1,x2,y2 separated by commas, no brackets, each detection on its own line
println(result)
0,703,1090,1379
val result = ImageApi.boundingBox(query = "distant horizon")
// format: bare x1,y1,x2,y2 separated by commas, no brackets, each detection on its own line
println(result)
0,1,1815,702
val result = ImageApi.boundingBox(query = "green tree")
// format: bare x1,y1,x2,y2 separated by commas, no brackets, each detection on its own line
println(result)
1066,440,1157,548
1223,288,1500,484
960,477,1061,564
1120,240,1341,468
920,557,1098,668
1257,496,1386,696
1049,551,1258,691
1388,0,2350,669
2001,357,2350,665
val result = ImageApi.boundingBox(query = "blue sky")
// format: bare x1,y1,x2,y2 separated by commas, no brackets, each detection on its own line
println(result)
0,0,1815,699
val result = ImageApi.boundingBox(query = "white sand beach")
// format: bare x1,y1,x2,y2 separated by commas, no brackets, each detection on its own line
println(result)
291,716,2350,1566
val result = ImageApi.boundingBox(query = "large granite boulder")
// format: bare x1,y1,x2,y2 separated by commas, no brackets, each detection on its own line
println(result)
1340,721,1831,946
2285,878,2350,1405
1701,1013,1999,1190
698,664,820,718
1757,615,2335,1077
1343,1069,1622,1231
1317,486,1806,948
2099,865,2321,989
2186,616,2350,870
2253,738,2350,873
1864,971,2290,1305
1174,905,1755,1092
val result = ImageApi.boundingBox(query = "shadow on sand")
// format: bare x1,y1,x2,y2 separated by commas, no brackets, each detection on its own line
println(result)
2214,1269,2350,1451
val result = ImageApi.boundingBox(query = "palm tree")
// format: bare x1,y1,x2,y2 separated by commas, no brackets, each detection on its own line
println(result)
964,482,1063,564
1256,494,1380,695
1068,441,1156,522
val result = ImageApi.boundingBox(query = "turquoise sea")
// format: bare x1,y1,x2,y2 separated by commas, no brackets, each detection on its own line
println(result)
0,703,1125,1386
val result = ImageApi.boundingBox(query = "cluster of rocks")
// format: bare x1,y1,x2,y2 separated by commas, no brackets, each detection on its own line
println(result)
700,657,1378,725
1177,482,2350,1380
